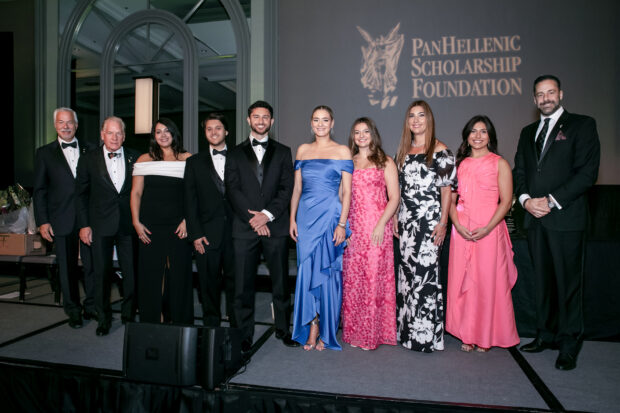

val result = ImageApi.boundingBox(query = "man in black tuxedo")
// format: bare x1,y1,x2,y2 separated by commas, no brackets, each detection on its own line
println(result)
77,116,139,336
33,107,96,328
184,112,236,327
514,75,600,370
225,100,298,350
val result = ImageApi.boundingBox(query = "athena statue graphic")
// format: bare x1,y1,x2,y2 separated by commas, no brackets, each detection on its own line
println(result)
358,23,404,109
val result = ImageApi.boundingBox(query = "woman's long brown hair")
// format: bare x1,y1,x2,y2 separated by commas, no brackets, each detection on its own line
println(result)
395,100,437,169
348,117,387,169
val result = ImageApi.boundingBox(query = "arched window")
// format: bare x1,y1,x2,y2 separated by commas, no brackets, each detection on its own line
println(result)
57,0,250,152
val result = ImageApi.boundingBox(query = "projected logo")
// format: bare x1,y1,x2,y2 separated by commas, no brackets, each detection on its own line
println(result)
358,23,404,109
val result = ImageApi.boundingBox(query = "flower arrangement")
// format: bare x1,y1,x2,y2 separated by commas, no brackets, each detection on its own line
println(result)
0,184,31,214
0,184,33,233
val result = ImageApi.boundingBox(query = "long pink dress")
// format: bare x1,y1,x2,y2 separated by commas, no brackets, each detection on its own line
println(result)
342,167,396,349
446,153,520,348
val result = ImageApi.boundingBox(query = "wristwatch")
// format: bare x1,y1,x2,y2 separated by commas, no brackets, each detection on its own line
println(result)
547,195,555,209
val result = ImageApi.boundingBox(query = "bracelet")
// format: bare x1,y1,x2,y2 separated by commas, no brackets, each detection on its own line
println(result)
337,222,346,228
438,222,447,227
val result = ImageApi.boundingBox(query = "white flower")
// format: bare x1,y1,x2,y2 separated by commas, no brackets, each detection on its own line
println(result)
417,238,438,267
423,295,436,311
412,318,434,343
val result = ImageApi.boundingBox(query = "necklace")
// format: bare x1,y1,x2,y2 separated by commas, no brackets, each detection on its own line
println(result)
412,141,425,148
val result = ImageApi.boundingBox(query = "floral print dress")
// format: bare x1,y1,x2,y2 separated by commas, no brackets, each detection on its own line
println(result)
397,150,455,352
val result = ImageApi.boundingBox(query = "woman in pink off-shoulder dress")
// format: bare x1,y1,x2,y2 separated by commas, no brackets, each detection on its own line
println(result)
342,117,399,350
446,115,519,352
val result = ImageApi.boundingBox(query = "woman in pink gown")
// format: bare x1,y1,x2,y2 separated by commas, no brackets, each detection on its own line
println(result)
342,117,399,350
446,115,520,352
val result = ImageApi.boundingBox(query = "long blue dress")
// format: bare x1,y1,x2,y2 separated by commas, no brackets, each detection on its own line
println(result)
292,159,354,350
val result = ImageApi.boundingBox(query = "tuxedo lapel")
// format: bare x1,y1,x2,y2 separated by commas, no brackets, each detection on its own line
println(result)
261,142,276,177
79,143,90,158
120,149,134,193
242,141,261,184
96,150,117,191
539,111,570,163
53,141,75,179
205,153,225,194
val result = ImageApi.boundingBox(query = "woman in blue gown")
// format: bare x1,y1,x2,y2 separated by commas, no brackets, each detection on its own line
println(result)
290,105,353,351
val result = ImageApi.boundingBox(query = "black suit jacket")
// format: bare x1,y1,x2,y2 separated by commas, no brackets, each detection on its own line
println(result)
225,138,294,238
33,139,91,236
513,110,600,231
76,147,139,236
184,151,232,249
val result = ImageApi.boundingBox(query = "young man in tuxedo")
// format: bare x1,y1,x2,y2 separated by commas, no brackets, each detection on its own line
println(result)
76,116,139,336
225,101,298,351
33,107,96,328
514,74,600,370
184,112,236,327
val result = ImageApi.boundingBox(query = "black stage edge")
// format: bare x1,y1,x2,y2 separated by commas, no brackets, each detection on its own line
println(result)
0,360,554,413
508,347,564,412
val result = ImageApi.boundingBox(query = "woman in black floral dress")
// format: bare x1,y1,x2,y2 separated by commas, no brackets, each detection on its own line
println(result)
393,100,455,353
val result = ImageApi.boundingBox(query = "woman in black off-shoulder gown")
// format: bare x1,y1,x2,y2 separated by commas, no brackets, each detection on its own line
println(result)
130,118,194,324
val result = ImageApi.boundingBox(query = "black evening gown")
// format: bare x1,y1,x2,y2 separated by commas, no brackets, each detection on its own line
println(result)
138,175,194,324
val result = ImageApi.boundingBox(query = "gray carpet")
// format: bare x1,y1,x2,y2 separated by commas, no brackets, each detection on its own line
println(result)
0,302,67,343
2,274,619,411
520,338,620,412
0,317,126,370
0,320,271,372
232,333,548,409
0,294,272,372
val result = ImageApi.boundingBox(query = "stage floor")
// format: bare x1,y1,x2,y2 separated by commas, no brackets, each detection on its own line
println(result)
0,274,618,412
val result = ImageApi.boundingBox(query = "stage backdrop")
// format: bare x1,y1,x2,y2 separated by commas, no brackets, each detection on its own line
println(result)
277,0,619,184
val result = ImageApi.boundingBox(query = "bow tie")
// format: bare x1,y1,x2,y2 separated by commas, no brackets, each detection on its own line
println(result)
108,152,121,159
252,139,268,148
212,148,227,156
61,141,77,149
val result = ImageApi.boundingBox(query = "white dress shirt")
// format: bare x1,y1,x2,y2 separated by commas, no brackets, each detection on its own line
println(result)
249,134,274,221
250,134,268,164
58,137,79,178
103,146,125,193
210,145,227,181
534,106,564,151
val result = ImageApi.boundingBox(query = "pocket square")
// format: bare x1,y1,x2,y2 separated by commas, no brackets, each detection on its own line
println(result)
555,130,567,141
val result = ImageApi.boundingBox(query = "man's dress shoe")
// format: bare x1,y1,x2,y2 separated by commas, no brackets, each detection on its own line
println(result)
555,353,577,370
68,315,83,329
275,330,300,347
95,324,110,336
519,338,555,353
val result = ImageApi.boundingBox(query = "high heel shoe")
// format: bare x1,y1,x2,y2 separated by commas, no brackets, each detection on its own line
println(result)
304,317,319,351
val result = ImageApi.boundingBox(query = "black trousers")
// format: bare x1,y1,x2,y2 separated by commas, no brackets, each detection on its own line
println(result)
195,230,236,328
79,241,96,314
233,235,290,342
54,231,81,318
137,226,193,324
92,234,136,326
527,220,584,355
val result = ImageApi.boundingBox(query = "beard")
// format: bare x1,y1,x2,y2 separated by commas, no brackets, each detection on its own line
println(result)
538,100,561,116
251,123,271,137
